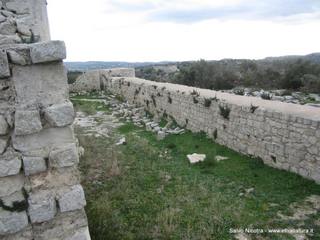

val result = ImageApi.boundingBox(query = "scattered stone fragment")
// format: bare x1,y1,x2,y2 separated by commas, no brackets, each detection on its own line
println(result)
215,155,229,162
157,131,166,141
187,153,206,164
116,137,126,145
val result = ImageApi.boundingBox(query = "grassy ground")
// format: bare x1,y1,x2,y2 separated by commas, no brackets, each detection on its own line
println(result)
74,96,320,240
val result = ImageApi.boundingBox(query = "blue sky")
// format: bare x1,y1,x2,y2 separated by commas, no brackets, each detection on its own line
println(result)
47,0,320,61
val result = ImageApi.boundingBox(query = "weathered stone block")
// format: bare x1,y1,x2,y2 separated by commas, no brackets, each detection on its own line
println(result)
57,185,86,213
30,41,66,63
15,109,42,136
66,227,91,240
22,156,47,176
6,0,30,14
28,190,57,223
49,143,79,168
0,174,24,198
13,126,75,155
0,19,17,35
12,63,69,106
0,115,9,135
0,209,29,235
0,49,10,79
0,137,8,154
0,148,21,177
7,46,31,65
44,101,75,127
32,209,88,240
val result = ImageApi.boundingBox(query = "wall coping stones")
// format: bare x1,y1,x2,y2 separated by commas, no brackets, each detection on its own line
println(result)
30,40,66,64
112,77,320,122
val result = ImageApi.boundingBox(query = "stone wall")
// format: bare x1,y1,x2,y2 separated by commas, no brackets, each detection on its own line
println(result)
103,76,320,184
69,68,135,92
0,0,90,239
0,0,50,45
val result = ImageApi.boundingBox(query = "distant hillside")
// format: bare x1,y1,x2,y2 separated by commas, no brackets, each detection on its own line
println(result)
263,53,320,63
64,61,176,71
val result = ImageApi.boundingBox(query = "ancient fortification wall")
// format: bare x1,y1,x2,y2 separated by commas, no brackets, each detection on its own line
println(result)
74,71,320,184
69,68,136,92
0,0,90,239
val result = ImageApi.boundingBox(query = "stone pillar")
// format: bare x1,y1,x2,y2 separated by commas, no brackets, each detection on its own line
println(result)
0,0,90,239
0,0,50,45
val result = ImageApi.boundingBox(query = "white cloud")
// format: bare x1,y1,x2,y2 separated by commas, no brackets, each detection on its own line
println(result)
47,0,320,61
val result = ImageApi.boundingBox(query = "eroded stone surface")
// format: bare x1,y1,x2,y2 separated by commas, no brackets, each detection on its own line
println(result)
28,190,57,223
0,148,21,177
44,101,75,127
22,156,47,176
0,174,24,198
49,143,79,168
0,115,9,135
30,41,66,63
15,109,42,136
0,209,29,235
57,185,86,213
0,49,10,78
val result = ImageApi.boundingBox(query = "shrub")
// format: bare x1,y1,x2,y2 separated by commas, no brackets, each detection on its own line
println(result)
261,92,272,100
204,98,212,108
219,105,231,120
191,89,200,96
250,104,259,113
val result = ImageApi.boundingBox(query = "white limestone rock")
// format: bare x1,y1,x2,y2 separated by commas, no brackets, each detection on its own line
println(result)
0,49,10,79
7,46,31,65
28,190,57,223
0,19,17,36
49,143,79,168
0,209,29,235
66,227,91,240
187,153,206,164
12,63,69,106
0,174,25,198
0,148,21,177
0,137,8,154
16,18,32,36
30,41,66,63
14,109,42,136
6,0,30,14
44,101,75,127
0,115,9,135
57,185,86,213
22,156,47,176
215,155,229,162
157,131,166,140
0,34,22,45
13,126,75,155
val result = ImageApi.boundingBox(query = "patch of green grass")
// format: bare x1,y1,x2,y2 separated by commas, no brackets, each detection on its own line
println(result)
76,106,320,240
159,118,168,128
71,99,110,115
